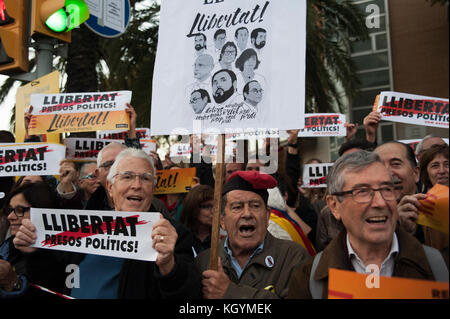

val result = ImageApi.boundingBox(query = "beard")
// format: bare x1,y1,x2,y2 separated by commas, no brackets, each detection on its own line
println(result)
255,41,266,49
195,44,205,51
213,86,235,104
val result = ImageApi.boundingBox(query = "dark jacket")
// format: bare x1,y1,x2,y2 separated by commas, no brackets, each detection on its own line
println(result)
24,203,202,299
287,227,438,299
195,233,309,298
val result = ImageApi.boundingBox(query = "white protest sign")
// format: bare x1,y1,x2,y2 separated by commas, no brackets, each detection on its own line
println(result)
29,91,131,134
96,128,151,140
0,143,65,177
140,140,157,155
302,163,334,188
151,0,306,135
64,138,116,161
31,208,160,261
298,114,346,137
170,143,192,158
375,91,449,128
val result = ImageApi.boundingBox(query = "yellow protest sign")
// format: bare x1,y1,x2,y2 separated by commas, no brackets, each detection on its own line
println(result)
15,71,60,143
154,167,196,195
27,91,131,135
328,268,449,299
417,184,449,235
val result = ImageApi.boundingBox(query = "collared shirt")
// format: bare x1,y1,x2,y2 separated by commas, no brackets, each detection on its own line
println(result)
346,233,399,277
223,237,264,279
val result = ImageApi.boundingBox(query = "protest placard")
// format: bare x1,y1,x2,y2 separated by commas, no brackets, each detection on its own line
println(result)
154,167,197,195
28,91,132,135
328,268,449,299
0,143,65,177
64,137,114,161
30,208,160,261
418,184,449,235
298,114,346,137
140,140,157,155
375,91,449,128
96,128,151,140
151,0,306,135
301,163,334,188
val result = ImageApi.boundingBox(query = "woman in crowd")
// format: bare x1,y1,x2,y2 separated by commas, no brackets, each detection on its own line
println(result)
0,182,60,298
180,185,214,256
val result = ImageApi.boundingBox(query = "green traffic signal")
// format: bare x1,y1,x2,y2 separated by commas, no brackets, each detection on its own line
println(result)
45,0,89,33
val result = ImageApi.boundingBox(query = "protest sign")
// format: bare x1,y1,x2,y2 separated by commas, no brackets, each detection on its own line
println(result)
151,0,306,135
170,143,192,159
301,163,333,188
154,167,197,195
140,140,157,155
30,208,160,261
0,143,65,177
28,91,132,135
297,114,346,137
328,268,449,299
375,91,449,128
417,184,449,235
64,137,114,161
96,128,151,140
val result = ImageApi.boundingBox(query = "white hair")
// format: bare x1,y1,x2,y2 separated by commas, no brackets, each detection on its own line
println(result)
97,142,126,167
106,148,156,185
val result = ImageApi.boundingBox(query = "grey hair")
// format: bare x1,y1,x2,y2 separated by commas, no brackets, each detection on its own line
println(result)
79,162,97,178
106,148,156,185
97,142,126,167
327,150,386,195
415,134,442,155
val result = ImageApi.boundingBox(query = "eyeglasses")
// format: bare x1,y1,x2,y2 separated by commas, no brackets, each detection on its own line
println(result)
113,171,154,185
250,88,263,94
6,206,31,217
80,173,97,180
228,200,265,214
99,160,114,170
223,50,236,56
331,185,397,204
200,203,214,210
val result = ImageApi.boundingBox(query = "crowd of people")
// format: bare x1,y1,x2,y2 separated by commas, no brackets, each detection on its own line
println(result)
0,104,448,299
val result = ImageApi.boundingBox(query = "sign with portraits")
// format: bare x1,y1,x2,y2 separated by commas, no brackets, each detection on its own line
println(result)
151,0,306,135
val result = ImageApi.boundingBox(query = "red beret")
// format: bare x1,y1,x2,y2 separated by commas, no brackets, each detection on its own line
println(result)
222,170,277,203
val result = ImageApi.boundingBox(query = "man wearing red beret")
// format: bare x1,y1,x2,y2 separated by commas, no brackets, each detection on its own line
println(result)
195,170,309,298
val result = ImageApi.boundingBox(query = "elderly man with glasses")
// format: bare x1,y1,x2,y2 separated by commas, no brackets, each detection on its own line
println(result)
287,150,448,299
13,148,202,299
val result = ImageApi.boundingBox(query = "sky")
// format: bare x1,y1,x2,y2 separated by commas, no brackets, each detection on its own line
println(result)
0,75,18,132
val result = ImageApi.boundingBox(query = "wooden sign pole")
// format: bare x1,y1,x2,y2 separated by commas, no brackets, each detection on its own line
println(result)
209,133,225,271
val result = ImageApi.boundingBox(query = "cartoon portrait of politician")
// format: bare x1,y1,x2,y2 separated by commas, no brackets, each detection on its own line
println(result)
235,48,267,94
234,27,249,54
215,41,237,73
211,69,241,105
186,53,214,97
213,29,227,63
194,33,208,56
190,89,211,114
250,28,267,53
243,80,263,110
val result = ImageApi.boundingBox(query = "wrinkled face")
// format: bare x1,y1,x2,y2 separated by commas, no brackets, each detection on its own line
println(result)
327,163,398,249
221,190,269,256
375,143,419,197
427,154,449,187
78,163,100,196
244,81,263,105
107,157,154,212
225,163,243,181
194,35,206,51
7,193,31,237
212,71,235,103
198,199,214,227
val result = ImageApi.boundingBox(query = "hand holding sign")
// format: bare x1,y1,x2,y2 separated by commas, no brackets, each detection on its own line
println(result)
13,219,38,254
152,215,178,275
397,193,428,234
417,184,449,235
363,111,381,143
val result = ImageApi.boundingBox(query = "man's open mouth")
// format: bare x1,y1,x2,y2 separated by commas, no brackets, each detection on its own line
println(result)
365,216,388,224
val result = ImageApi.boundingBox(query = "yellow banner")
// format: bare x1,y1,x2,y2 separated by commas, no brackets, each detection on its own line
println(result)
417,184,449,235
28,110,130,135
154,167,196,195
328,268,449,299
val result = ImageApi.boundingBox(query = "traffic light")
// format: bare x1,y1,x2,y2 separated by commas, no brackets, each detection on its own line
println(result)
31,0,90,43
0,0,29,75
